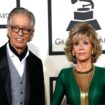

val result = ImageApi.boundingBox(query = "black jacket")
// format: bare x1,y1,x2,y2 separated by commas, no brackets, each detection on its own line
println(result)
0,44,45,105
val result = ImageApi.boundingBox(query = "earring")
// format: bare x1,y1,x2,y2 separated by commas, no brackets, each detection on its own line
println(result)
92,51,94,55
72,52,74,56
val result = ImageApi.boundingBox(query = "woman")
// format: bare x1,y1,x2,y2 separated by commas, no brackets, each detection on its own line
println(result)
51,22,105,105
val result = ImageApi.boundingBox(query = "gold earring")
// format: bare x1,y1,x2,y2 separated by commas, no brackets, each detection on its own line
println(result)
72,52,74,56
92,51,94,55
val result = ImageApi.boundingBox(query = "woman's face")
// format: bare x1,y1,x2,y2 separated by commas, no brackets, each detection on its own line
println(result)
72,36,93,63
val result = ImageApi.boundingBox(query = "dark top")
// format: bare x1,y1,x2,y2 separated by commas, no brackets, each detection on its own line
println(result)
0,43,45,105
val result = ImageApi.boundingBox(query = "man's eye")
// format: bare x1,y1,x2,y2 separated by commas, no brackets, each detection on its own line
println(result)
12,26,19,29
23,28,30,32
14,27,18,29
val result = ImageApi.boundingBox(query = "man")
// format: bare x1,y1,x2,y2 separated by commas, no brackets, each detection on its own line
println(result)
0,7,45,105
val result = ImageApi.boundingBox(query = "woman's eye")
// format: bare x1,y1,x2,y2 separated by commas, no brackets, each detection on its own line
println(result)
83,41,89,45
74,42,79,46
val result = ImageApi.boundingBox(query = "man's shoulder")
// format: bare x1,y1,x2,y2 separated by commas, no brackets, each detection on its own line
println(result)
28,51,42,62
0,44,6,56
0,44,6,50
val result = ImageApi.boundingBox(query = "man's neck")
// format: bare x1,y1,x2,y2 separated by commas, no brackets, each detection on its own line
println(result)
9,41,28,61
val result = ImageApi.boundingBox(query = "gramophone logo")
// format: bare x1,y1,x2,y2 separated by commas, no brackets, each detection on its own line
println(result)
67,0,101,30
48,0,102,55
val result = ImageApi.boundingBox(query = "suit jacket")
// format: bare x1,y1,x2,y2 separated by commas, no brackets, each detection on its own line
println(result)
51,66,105,105
0,44,45,105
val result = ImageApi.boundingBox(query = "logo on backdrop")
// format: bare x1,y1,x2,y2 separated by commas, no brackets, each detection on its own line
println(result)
67,0,101,31
0,0,20,28
48,0,102,55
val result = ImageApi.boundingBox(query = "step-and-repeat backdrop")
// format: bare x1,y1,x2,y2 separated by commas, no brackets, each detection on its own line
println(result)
0,0,105,105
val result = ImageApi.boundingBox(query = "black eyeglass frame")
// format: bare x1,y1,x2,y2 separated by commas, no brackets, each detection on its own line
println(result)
10,25,32,34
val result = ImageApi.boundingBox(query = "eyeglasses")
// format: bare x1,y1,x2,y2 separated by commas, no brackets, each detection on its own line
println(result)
10,25,32,34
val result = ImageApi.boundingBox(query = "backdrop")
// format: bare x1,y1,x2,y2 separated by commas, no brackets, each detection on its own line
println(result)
0,0,105,105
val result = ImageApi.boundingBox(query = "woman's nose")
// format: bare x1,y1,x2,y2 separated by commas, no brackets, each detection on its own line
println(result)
79,44,83,49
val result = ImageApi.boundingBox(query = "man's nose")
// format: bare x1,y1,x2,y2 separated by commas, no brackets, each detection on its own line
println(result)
18,29,23,35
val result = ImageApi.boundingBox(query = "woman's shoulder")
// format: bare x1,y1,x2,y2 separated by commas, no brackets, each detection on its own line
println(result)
59,66,74,75
95,66,105,70
95,66,105,74
57,67,74,82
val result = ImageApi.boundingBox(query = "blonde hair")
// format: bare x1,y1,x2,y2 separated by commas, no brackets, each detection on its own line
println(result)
64,22,102,63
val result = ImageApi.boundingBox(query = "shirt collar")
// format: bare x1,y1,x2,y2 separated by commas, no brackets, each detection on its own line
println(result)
7,43,29,62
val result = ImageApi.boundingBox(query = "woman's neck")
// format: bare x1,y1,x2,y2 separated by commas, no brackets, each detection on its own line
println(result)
75,62,93,73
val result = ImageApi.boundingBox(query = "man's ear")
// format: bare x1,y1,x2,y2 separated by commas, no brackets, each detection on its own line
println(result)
31,29,35,37
29,29,35,41
7,28,11,38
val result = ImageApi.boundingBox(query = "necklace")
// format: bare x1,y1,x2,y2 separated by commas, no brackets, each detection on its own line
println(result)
73,66,95,105
74,66,93,74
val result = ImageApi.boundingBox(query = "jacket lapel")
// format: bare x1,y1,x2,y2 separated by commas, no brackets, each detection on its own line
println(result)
0,44,12,105
25,61,31,105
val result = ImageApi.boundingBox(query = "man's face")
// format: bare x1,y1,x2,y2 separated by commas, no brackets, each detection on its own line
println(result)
8,14,34,52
